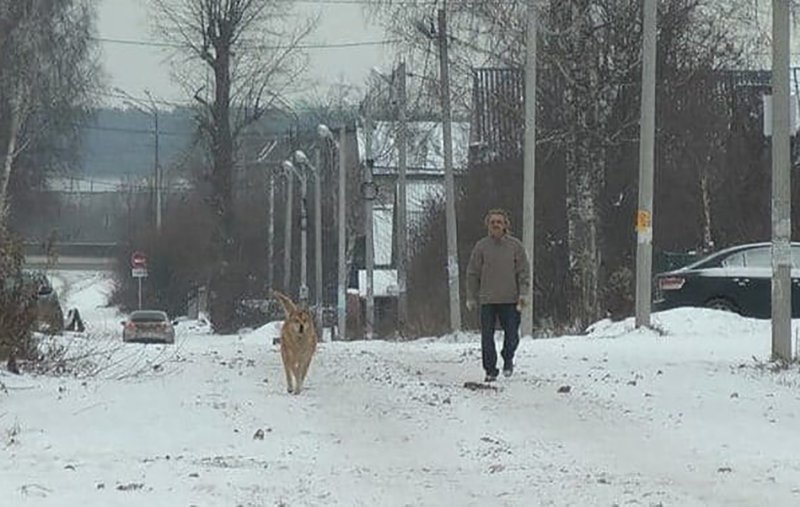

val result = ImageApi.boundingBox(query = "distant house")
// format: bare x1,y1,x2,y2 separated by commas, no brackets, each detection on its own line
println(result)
354,120,471,298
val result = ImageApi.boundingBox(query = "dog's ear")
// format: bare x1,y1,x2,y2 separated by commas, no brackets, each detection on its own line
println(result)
272,290,296,317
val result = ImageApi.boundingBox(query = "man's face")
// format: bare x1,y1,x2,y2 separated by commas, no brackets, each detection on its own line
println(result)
487,214,507,238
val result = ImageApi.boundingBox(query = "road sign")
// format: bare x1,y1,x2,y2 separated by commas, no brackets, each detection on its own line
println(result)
131,251,147,268
132,268,148,278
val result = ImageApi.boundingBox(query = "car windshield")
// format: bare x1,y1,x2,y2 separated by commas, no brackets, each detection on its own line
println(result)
130,311,168,323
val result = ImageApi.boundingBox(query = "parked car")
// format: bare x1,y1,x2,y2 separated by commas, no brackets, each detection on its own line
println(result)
122,310,175,344
653,242,800,318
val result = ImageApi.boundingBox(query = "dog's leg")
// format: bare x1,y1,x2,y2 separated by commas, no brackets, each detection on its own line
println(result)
281,346,294,393
292,360,306,394
296,356,312,394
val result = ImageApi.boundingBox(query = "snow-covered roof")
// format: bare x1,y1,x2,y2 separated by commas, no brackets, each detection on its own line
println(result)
356,121,471,172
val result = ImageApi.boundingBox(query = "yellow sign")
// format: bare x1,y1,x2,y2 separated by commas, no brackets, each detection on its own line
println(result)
636,209,651,232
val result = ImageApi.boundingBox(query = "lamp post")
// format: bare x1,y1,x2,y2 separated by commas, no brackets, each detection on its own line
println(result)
294,149,322,328
281,161,294,293
284,159,309,303
319,123,347,341
116,87,162,233
256,141,278,292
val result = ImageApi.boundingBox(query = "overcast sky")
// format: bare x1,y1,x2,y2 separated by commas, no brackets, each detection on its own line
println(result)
97,0,392,106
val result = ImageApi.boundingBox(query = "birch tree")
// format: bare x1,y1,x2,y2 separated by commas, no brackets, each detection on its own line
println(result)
151,0,314,332
0,0,99,224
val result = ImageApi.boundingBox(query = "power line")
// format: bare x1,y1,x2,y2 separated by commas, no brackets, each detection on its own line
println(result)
92,36,400,50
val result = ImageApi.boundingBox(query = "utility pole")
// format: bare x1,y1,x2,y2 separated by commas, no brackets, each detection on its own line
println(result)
771,0,792,361
314,146,323,337
144,90,161,233
363,106,376,340
521,0,537,338
438,8,462,332
337,125,347,340
635,0,657,328
267,169,274,291
283,167,294,293
396,61,409,335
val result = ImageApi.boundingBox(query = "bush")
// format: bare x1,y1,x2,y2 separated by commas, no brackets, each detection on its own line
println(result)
0,226,38,369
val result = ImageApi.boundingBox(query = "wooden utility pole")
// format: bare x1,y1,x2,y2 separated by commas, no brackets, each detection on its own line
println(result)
438,8,462,332
771,0,792,361
635,0,657,328
396,61,409,335
521,0,537,338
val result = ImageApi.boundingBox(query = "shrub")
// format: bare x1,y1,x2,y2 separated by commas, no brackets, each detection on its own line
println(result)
0,226,37,369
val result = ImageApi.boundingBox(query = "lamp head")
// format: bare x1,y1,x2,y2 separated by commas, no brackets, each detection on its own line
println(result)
294,150,309,165
317,124,332,139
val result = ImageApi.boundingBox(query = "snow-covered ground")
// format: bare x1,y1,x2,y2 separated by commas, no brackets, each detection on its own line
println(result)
2,271,800,506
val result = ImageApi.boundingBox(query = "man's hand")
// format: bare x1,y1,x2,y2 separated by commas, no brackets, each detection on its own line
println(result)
466,299,477,311
516,296,527,312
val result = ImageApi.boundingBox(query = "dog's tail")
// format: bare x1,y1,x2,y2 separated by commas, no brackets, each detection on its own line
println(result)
272,290,297,317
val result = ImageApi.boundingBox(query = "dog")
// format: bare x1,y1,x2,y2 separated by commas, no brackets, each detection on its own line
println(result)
272,290,317,395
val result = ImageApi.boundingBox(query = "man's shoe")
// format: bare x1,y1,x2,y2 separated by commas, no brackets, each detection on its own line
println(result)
484,372,498,382
503,366,513,377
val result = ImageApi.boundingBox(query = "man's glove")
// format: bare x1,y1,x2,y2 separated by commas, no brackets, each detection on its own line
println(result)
516,296,527,312
466,299,477,311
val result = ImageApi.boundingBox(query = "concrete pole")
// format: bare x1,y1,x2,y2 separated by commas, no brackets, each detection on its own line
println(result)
283,171,294,293
771,0,792,361
438,8,462,332
364,110,376,340
337,125,348,340
314,146,323,336
267,169,274,291
521,0,537,339
299,170,309,303
635,0,657,328
396,61,409,335
144,90,162,234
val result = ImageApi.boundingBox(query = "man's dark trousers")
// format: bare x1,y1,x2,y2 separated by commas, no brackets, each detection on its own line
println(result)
480,303,520,376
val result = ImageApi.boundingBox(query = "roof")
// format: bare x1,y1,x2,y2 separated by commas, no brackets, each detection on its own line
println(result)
356,121,471,173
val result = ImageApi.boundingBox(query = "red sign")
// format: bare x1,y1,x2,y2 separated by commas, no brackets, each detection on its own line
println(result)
131,251,147,268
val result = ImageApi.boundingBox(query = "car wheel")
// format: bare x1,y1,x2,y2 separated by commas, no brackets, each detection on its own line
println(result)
705,298,739,314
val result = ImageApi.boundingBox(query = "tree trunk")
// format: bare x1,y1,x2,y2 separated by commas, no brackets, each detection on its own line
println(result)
562,0,602,330
208,40,237,333
0,107,19,224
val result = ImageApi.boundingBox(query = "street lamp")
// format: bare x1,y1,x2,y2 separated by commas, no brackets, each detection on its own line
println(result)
294,149,323,334
284,158,309,303
115,87,162,233
256,141,277,292
280,160,295,293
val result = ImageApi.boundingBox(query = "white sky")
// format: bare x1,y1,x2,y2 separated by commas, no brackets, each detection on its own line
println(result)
2,271,800,504
96,0,392,104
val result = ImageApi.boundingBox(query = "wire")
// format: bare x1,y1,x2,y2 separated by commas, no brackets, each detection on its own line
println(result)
92,36,401,50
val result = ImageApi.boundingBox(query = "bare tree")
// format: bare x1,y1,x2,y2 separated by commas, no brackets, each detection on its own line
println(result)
151,0,314,332
0,0,99,225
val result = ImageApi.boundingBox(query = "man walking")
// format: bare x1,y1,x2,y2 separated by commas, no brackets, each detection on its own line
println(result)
466,209,530,382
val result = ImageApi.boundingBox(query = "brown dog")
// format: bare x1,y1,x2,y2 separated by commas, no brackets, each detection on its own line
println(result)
272,290,317,395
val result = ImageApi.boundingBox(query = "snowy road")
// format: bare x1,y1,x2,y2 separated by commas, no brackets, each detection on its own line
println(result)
2,272,800,506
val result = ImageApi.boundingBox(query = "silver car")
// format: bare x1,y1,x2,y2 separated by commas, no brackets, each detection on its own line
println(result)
122,310,175,344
